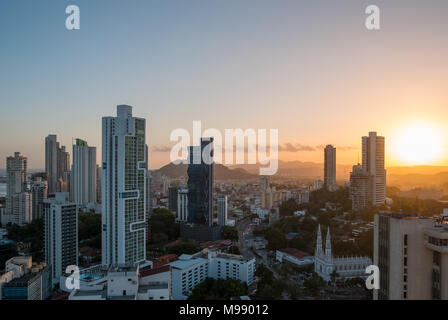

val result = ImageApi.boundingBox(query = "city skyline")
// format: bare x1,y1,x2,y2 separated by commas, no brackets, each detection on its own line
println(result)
1,1,448,169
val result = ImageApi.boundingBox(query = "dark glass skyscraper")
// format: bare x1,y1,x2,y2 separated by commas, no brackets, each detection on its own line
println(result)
187,137,214,227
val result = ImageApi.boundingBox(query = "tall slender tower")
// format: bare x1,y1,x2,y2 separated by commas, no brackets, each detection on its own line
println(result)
362,132,386,206
187,137,214,227
324,145,337,191
325,227,332,260
102,105,147,265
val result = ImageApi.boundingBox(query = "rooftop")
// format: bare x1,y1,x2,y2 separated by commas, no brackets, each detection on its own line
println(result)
279,248,311,259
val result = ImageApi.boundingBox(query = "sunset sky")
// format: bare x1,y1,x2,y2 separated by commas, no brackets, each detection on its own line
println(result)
0,0,447,170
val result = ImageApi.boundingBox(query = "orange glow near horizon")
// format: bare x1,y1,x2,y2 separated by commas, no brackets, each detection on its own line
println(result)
390,122,445,166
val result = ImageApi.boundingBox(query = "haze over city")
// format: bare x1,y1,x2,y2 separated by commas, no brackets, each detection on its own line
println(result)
1,0,448,169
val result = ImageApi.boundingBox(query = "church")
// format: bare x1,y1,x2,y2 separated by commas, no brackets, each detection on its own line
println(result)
314,225,372,282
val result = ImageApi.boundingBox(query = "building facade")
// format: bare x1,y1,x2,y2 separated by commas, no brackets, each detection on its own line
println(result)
374,213,448,300
362,131,386,206
187,138,214,227
72,138,97,208
6,152,30,225
170,250,255,300
30,178,47,220
349,164,372,212
217,195,227,227
324,145,337,191
177,189,188,222
44,192,78,285
45,135,70,195
101,105,148,265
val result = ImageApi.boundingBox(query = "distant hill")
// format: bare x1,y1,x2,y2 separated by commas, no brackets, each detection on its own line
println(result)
230,160,352,180
152,162,257,181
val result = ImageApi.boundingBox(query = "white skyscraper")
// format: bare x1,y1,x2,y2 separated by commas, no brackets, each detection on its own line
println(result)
101,105,148,265
6,152,32,225
72,138,97,207
362,132,386,206
44,192,78,285
217,195,227,226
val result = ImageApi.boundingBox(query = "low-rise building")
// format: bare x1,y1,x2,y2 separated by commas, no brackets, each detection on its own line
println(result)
276,248,313,267
170,249,255,300
0,256,51,300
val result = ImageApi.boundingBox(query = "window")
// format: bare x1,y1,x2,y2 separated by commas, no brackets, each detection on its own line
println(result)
404,234,408,246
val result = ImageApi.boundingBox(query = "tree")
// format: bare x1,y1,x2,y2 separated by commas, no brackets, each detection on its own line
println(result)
265,228,287,250
166,238,200,255
149,208,179,245
221,226,238,241
254,264,274,295
188,278,248,300
7,218,44,261
78,212,102,249
279,199,299,217
303,272,325,296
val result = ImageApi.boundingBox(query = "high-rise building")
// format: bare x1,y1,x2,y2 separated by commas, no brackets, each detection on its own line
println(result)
217,195,227,226
45,135,71,194
6,152,31,225
324,145,337,191
177,189,188,222
72,138,97,207
349,164,372,212
44,192,78,286
168,187,179,213
6,152,28,196
374,213,448,300
9,193,32,226
187,138,214,227
101,105,148,265
362,132,386,206
31,178,47,220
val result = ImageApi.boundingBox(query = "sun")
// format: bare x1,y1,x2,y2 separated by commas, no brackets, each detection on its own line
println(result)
391,122,444,165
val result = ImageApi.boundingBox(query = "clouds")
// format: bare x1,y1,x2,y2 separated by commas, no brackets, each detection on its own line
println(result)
150,143,358,153
278,143,316,152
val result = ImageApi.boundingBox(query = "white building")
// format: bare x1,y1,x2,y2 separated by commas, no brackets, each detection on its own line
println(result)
217,195,227,226
374,213,448,300
170,250,255,300
72,138,97,208
276,248,314,267
44,192,78,286
9,193,32,226
102,105,148,265
177,188,188,222
6,152,31,226
314,225,372,282
68,264,171,300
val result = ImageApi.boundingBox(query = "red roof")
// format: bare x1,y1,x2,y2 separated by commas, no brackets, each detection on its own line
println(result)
139,265,170,278
279,248,311,259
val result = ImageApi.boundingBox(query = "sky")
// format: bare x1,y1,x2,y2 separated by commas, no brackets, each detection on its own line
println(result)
0,0,447,170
